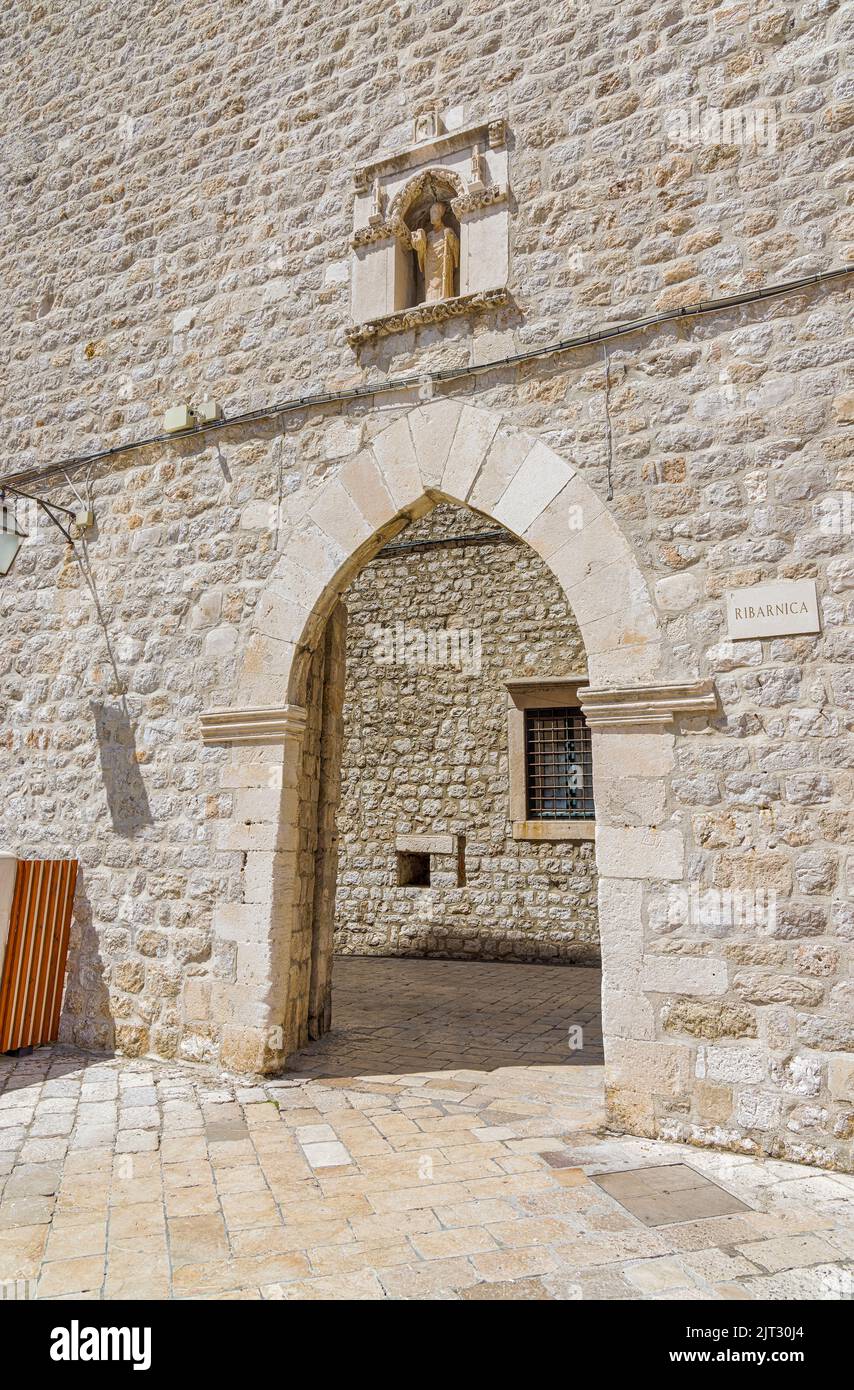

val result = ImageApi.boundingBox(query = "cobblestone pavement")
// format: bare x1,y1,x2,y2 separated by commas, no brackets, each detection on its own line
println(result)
0,959,851,1301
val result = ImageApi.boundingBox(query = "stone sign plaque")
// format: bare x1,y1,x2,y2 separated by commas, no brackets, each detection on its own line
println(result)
725,579,820,640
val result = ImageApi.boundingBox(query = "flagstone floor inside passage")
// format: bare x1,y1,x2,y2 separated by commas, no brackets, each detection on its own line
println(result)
0,957,852,1301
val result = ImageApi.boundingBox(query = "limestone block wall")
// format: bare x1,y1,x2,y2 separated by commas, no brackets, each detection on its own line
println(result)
3,0,853,468
334,502,598,963
0,322,851,1165
0,0,851,1169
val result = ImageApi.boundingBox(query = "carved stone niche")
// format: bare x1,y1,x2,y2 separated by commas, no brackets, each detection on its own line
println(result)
348,113,510,347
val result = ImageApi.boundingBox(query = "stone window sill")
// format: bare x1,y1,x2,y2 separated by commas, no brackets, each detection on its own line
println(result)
512,821,596,842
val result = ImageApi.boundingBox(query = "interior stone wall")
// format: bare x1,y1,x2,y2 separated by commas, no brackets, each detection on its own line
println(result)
334,501,599,964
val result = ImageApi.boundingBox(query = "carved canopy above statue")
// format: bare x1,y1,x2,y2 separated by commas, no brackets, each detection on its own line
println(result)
347,113,510,346
386,166,467,226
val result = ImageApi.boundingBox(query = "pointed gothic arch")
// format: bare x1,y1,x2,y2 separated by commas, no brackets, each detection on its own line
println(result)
200,399,715,1143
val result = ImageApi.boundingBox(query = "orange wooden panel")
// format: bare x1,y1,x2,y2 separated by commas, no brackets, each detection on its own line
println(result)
20,860,55,1048
0,860,32,1053
0,858,78,1053
47,859,77,1043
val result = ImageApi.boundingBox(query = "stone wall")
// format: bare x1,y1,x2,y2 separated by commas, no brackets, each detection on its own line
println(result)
0,0,852,1169
334,502,598,963
3,0,852,466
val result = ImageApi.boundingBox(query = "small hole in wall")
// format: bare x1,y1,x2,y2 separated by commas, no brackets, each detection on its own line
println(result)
397,851,430,888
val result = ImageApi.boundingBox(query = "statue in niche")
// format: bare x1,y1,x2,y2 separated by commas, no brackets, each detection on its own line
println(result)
410,201,459,303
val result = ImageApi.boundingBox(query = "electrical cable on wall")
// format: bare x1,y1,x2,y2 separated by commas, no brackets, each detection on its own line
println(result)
1,265,850,497
602,342,614,503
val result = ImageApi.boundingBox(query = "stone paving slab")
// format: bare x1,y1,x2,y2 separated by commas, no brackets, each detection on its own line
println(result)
0,959,851,1301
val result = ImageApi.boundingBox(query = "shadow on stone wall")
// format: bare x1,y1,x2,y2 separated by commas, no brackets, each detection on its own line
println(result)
90,701,153,836
58,868,116,1055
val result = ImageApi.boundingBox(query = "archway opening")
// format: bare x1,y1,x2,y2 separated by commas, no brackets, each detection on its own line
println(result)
211,400,672,1139
290,499,604,1099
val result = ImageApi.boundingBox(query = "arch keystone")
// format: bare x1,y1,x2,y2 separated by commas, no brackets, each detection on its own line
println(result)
370,415,423,511
439,402,501,500
407,398,464,486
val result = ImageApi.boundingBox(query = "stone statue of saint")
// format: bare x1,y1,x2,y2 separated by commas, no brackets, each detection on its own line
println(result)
411,202,459,303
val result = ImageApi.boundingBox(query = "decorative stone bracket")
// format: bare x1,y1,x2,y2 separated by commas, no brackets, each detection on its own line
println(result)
200,704,308,747
578,681,719,728
346,286,509,348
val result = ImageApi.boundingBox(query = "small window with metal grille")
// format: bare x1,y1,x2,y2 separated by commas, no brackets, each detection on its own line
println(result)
523,706,594,821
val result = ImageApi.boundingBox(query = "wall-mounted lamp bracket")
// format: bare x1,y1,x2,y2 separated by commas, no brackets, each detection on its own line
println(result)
0,483,79,545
